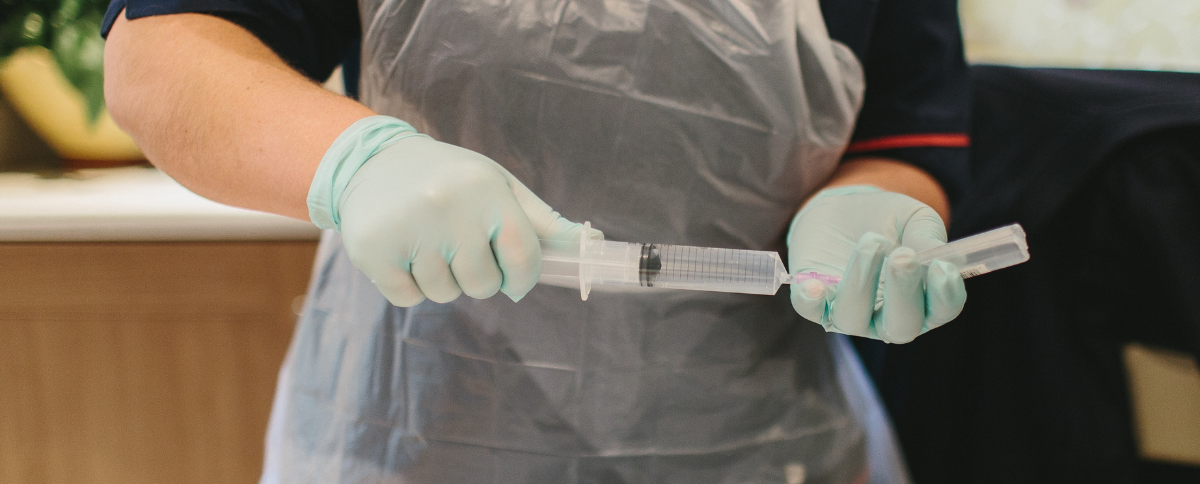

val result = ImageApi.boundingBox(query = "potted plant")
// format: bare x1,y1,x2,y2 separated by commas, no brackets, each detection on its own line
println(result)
0,0,142,167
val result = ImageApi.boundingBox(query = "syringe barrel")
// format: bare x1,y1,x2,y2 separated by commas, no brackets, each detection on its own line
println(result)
538,238,645,297
916,223,1029,279
636,244,782,295
538,238,785,298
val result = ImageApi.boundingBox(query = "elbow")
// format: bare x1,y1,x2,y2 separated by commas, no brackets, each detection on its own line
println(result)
102,66,132,134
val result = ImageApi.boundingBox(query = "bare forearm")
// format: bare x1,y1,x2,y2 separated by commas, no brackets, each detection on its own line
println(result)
818,156,951,224
103,11,374,220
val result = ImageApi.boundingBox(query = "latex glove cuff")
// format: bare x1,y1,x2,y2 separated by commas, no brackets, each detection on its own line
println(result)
307,115,428,231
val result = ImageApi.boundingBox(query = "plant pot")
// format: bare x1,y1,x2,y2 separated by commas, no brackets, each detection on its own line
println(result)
0,47,143,169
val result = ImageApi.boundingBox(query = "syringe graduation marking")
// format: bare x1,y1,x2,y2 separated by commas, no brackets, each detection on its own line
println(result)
647,244,774,287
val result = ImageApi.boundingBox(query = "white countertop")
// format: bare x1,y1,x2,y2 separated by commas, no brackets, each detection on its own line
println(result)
0,166,321,241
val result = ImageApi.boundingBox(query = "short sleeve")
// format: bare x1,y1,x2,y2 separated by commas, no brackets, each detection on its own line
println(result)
101,0,359,82
844,0,971,204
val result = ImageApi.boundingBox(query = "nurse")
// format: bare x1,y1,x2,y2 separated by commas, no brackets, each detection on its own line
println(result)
103,0,970,482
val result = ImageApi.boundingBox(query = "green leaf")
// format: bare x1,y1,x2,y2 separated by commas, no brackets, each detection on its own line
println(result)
0,10,45,57
50,0,80,28
3,0,108,125
51,12,105,125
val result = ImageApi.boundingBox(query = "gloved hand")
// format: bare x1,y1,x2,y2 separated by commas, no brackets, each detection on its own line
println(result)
308,116,598,306
787,185,966,343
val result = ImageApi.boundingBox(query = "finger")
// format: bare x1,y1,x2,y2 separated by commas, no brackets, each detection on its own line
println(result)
828,233,889,337
410,252,462,304
874,247,925,344
450,241,503,300
504,176,601,241
791,278,835,331
548,220,604,242
491,203,543,302
368,264,426,307
923,260,966,331
899,207,948,253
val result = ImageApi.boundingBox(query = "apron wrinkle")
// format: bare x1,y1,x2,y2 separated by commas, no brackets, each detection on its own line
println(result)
268,1,878,481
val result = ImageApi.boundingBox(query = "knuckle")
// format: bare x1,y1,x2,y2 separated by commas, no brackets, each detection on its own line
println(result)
464,286,500,300
425,288,462,304
463,277,502,299
449,164,508,194
879,315,919,342
412,165,508,213
344,242,377,271
888,256,920,276
383,288,425,307
855,236,889,257
502,250,539,276
882,330,917,345
412,185,459,212
500,275,538,298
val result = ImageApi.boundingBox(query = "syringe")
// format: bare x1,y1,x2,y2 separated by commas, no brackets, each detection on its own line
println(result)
539,223,1029,301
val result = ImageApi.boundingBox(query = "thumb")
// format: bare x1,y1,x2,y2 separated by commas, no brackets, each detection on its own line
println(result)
506,176,603,242
900,206,948,253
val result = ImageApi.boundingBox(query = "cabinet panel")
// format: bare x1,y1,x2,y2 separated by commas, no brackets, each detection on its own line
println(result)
0,241,318,484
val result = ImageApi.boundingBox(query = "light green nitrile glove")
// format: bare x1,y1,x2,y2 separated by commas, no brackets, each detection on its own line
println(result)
309,116,600,307
787,185,967,344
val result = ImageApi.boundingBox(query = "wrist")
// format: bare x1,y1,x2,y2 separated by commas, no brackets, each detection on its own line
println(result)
815,157,950,223
307,115,427,230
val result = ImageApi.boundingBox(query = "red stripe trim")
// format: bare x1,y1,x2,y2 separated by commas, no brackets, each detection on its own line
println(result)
845,133,970,153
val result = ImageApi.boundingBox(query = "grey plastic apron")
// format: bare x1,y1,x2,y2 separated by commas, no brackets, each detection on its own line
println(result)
267,1,872,482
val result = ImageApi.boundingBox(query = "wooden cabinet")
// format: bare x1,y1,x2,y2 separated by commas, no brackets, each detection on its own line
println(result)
1,241,318,484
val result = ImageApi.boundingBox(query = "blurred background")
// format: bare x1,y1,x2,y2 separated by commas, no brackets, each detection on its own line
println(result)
873,2,1200,484
960,0,1200,72
0,0,321,482
1,1,1198,483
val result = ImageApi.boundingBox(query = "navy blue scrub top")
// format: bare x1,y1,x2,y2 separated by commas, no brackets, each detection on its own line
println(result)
102,0,972,202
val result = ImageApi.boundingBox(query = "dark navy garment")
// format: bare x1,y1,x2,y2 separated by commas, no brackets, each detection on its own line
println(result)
872,66,1200,484
101,0,357,82
102,0,971,202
